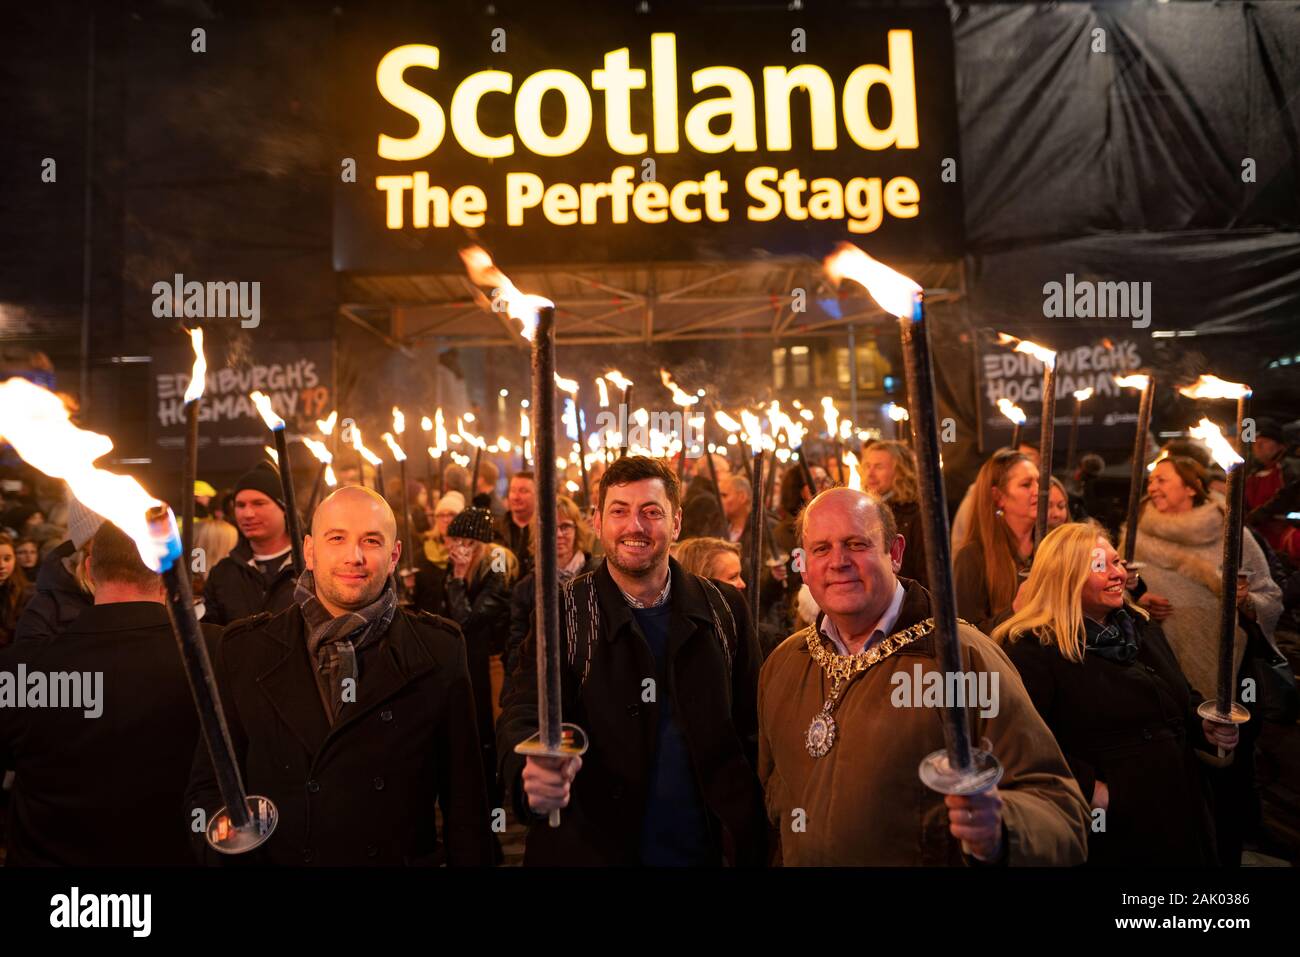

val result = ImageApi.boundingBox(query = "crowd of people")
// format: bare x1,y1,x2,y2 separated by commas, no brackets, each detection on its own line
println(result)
0,413,1297,867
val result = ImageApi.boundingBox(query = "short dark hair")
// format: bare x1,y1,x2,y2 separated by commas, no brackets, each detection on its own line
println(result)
796,490,898,548
89,522,159,589
598,455,681,514
510,470,535,484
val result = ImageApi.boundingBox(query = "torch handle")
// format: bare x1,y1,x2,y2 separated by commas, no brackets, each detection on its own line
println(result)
900,298,974,773
1035,364,1057,544
162,562,251,829
747,451,765,641
1217,462,1246,714
182,399,199,567
532,308,563,757
273,429,305,575
1122,381,1155,565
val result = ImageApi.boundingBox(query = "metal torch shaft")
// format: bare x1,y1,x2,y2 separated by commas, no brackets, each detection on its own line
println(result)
272,429,305,574
747,449,765,640
532,307,562,754
899,294,973,773
1218,460,1245,714
1122,379,1155,564
1035,362,1057,543
398,456,411,570
1066,397,1081,473
151,509,251,828
181,398,199,568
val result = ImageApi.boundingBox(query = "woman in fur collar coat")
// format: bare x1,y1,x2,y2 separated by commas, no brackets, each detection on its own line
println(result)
1126,456,1283,701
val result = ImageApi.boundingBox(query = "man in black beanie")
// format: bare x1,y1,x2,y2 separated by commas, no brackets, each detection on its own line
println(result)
203,463,298,626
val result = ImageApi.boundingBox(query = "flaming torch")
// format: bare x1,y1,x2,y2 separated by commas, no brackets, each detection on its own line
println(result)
1179,375,1253,456
556,374,590,508
739,409,766,635
997,398,1027,450
821,396,844,484
660,369,699,482
250,391,304,575
1066,387,1094,472
1115,373,1155,564
462,246,587,826
181,328,206,567
885,402,910,443
1188,418,1252,751
301,436,335,518
383,417,413,573
999,333,1058,542
351,427,384,495
0,378,277,852
826,243,999,823
606,370,633,458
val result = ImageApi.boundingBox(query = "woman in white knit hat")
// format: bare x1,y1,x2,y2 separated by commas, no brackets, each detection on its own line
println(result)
423,489,465,566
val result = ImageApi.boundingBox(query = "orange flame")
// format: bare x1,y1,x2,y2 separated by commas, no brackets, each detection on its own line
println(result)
249,391,285,431
381,432,407,462
823,242,922,319
392,407,405,434
316,410,337,436
997,332,1057,370
301,436,332,464
460,246,552,341
1178,374,1252,401
183,328,206,404
1188,418,1244,471
997,398,1027,425
714,410,742,433
843,450,862,491
554,374,579,394
886,402,910,422
1114,373,1151,391
739,410,764,455
659,369,698,408
605,370,633,391
0,378,168,570
1073,387,1095,402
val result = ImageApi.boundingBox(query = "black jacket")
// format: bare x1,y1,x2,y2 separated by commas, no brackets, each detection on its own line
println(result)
0,602,215,865
891,500,929,588
493,513,533,580
1003,616,1219,867
202,540,297,627
503,554,603,705
13,539,91,644
185,603,494,866
680,477,728,540
497,557,767,866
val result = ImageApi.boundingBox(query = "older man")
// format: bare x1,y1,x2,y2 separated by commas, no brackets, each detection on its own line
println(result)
758,487,1088,866
187,485,493,866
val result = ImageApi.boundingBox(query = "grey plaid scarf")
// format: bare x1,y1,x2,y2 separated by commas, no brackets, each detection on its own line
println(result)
294,570,398,724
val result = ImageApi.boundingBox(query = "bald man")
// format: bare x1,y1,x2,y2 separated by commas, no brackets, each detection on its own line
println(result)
757,487,1089,866
186,486,494,866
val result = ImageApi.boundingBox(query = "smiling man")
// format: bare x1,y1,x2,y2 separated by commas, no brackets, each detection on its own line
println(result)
202,464,298,626
187,485,493,867
498,455,767,866
757,487,1089,866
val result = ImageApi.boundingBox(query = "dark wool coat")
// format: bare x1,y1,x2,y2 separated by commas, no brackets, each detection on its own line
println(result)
1,602,215,865
186,604,494,866
1004,616,1220,866
497,557,767,866
202,539,297,627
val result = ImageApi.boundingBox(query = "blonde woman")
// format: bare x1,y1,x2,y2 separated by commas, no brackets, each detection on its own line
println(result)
993,523,1236,866
672,537,745,591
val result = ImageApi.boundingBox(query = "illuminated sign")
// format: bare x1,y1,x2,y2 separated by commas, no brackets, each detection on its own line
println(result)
334,10,961,270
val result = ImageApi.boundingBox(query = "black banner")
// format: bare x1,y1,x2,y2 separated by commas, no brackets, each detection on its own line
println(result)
150,341,334,471
333,7,962,271
979,333,1149,455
